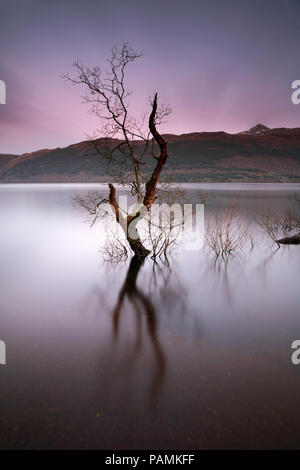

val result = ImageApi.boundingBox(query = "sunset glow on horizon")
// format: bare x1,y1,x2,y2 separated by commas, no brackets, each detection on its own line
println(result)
1,0,300,154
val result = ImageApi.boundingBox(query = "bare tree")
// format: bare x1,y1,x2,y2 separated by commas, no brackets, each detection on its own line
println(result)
64,44,171,258
205,198,249,259
257,206,300,247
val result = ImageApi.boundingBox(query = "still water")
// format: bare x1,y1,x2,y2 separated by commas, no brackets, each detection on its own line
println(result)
0,183,300,449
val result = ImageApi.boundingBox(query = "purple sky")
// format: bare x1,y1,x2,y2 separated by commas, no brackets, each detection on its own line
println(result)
1,0,300,154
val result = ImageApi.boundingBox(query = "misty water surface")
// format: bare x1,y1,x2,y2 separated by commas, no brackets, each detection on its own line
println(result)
0,183,300,449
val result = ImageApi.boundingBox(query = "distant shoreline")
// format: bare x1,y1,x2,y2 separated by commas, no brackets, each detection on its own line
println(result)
1,182,299,190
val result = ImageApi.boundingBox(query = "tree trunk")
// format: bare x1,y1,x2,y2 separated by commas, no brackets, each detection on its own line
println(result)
276,233,300,245
108,93,168,259
108,93,168,258
127,236,150,258
143,93,168,209
108,183,150,258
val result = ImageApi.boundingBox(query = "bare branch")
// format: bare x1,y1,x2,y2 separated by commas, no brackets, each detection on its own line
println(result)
143,93,169,209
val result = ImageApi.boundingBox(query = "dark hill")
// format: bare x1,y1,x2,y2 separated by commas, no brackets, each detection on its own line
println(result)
1,124,300,182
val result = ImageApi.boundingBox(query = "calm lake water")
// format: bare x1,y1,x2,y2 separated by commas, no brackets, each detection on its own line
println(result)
0,183,300,449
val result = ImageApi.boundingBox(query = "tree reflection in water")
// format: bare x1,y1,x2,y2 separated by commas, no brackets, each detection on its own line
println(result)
112,254,166,402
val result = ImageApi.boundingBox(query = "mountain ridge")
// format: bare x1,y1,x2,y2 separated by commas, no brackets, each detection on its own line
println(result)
1,124,300,183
